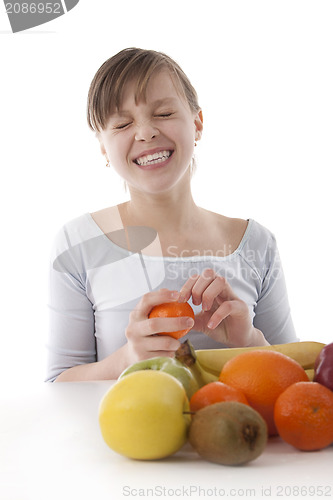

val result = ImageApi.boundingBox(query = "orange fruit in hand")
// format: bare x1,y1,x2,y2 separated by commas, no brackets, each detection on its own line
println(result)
148,302,195,340
190,381,249,412
274,381,333,450
219,350,308,436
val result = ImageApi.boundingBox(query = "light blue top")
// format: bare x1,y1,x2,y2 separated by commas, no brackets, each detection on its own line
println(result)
45,214,298,382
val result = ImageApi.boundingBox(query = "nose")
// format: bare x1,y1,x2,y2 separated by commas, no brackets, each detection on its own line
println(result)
135,121,159,142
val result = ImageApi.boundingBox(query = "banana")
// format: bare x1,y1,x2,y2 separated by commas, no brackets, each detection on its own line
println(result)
195,341,325,377
175,340,218,387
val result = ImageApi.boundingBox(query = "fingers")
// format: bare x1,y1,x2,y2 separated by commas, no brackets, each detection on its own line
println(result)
178,274,200,303
141,334,181,356
132,288,180,321
196,270,226,309
201,275,239,311
126,322,181,357
127,315,194,339
125,288,195,361
207,299,246,329
179,269,239,309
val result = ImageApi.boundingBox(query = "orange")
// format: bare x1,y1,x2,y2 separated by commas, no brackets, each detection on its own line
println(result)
148,302,195,340
189,381,249,412
219,350,308,436
274,381,333,450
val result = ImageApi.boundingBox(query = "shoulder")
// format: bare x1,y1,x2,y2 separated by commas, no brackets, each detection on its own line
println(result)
50,211,115,275
200,209,249,254
51,213,99,258
58,213,98,240
239,219,280,278
243,219,277,252
224,215,249,238
200,210,276,253
203,210,248,235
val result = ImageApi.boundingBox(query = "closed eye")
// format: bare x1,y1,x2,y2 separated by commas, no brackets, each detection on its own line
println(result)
114,122,131,130
155,113,174,118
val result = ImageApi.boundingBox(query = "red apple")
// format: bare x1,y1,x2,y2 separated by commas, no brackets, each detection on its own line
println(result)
314,342,333,391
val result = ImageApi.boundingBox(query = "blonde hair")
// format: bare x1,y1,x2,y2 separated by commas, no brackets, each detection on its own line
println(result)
87,47,200,132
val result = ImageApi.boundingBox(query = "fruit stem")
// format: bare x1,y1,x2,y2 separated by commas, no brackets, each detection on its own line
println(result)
175,340,197,367
175,340,207,387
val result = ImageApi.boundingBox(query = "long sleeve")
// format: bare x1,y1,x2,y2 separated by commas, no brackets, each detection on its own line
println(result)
251,229,298,345
45,226,96,382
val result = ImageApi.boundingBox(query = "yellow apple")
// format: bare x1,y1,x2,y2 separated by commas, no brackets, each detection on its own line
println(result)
99,370,191,460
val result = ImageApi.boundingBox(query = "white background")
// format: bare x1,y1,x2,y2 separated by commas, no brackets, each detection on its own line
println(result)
0,0,332,389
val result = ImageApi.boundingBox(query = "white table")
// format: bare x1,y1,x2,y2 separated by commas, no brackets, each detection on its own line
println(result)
1,381,332,500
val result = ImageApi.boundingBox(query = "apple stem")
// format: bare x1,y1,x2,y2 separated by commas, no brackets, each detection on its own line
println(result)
183,411,196,415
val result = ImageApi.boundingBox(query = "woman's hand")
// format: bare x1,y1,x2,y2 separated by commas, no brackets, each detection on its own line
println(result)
179,269,269,347
124,288,195,365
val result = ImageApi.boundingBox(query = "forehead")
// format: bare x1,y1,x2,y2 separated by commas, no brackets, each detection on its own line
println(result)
118,70,189,112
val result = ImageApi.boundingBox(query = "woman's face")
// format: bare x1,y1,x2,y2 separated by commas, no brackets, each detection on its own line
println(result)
98,70,203,195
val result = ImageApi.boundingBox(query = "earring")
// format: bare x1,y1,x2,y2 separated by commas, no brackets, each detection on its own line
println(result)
194,141,197,147
105,156,110,167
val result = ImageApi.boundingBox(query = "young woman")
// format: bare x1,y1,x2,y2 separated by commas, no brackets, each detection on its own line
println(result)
46,48,297,382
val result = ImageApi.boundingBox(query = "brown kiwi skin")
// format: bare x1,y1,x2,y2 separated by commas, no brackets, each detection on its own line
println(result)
189,401,268,465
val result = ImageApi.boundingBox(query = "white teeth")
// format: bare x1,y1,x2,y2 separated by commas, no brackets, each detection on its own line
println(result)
135,150,172,166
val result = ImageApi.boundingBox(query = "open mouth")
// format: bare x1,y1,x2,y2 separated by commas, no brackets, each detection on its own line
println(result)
134,150,173,167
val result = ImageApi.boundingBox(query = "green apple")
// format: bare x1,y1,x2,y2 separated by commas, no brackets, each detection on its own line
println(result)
99,370,191,460
119,356,200,399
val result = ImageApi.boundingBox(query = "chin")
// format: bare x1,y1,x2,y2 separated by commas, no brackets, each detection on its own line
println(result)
125,160,191,194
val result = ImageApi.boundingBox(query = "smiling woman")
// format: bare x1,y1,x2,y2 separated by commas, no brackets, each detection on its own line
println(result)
95,69,202,194
87,48,201,130
45,48,298,384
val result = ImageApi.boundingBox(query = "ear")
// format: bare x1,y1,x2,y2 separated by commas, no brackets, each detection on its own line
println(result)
194,109,203,141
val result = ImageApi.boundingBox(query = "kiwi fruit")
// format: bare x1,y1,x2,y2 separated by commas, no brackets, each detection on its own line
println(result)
189,401,268,465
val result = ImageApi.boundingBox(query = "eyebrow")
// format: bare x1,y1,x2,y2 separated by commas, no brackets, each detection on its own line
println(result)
116,97,178,117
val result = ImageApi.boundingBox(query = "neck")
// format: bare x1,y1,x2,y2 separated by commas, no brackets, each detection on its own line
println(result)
120,183,200,235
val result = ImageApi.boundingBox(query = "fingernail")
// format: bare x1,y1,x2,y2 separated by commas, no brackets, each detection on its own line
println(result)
178,293,185,302
171,291,180,300
186,318,195,327
207,321,215,329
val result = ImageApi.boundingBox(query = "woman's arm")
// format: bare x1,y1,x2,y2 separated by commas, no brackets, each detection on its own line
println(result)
54,343,130,382
252,233,298,345
52,287,194,382
46,226,97,382
47,223,193,382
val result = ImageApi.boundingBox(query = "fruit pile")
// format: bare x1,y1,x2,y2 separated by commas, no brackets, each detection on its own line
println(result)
98,303,333,466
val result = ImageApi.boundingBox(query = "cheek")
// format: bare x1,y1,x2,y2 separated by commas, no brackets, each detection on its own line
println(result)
165,121,195,152
178,125,196,158
105,137,130,166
